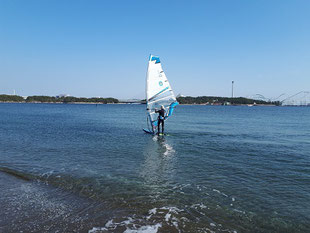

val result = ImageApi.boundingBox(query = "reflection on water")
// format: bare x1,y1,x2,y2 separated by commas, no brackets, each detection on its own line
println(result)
140,135,176,186
154,136,176,156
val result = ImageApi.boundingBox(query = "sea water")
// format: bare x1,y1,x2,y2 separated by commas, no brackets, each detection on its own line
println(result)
0,103,309,233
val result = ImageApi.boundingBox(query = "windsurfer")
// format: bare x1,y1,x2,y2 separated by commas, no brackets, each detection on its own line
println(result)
155,105,165,135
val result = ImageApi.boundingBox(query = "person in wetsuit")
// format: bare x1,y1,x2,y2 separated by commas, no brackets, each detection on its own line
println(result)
155,105,166,134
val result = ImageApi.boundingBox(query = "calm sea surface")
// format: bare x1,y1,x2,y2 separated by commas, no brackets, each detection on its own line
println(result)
0,103,309,233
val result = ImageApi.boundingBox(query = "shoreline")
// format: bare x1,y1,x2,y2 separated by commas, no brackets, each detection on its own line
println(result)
0,101,122,105
1,101,309,107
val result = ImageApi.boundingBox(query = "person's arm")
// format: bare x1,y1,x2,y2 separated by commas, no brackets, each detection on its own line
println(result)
155,108,158,113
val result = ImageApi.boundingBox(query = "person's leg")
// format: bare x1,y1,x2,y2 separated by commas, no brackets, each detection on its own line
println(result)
157,120,160,134
162,120,164,134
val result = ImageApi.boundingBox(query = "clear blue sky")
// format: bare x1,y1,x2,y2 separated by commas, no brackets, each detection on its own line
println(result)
1,0,309,99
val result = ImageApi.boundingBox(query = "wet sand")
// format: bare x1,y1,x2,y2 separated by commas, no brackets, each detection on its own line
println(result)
0,172,111,233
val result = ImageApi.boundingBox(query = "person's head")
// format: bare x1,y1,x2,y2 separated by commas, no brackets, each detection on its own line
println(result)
161,105,165,110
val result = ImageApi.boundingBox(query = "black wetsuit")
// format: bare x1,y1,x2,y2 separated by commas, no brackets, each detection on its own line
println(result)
155,109,165,134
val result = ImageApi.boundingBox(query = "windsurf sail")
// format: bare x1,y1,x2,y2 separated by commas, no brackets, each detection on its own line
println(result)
145,55,178,133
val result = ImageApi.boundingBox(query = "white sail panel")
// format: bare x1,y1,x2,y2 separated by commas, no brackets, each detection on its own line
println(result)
145,55,178,133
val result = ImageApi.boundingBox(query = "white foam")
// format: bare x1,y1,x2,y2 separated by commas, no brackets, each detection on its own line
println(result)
233,208,245,214
89,218,129,232
180,217,189,222
179,184,190,190
89,206,184,233
105,219,113,228
124,223,162,233
41,170,54,179
212,189,228,197
161,206,183,214
148,208,157,215
123,217,133,225
204,227,216,233
146,208,157,220
171,217,180,231
213,189,220,194
165,213,171,222
88,226,107,233
90,223,162,233
192,203,207,209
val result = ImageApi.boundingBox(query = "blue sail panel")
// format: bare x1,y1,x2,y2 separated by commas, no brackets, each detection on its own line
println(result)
167,102,179,117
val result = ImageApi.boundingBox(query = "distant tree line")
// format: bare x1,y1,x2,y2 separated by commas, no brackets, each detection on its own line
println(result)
0,95,25,102
177,96,281,106
0,94,119,104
